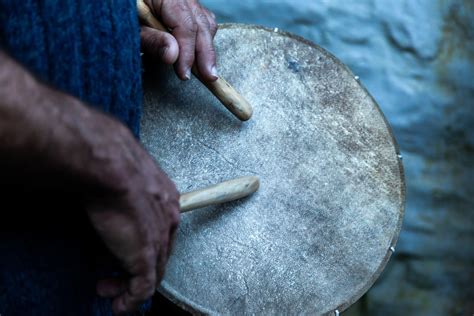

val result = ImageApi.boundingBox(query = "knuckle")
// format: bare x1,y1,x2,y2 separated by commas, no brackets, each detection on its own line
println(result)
166,181,180,202
182,15,198,34
170,1,197,35
161,184,179,206
197,12,210,28
209,22,218,35
209,17,217,29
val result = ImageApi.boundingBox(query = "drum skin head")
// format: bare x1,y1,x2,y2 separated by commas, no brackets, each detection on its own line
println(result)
141,24,405,315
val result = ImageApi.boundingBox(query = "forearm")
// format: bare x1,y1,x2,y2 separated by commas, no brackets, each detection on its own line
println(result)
0,51,135,194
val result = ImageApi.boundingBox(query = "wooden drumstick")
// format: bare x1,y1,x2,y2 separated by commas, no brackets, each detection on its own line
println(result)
179,176,259,212
137,0,253,121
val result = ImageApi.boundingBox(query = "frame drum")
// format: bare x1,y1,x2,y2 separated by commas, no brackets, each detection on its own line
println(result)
141,24,405,315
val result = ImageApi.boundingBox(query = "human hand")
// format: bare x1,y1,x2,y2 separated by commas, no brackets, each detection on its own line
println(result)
83,124,180,315
140,0,218,82
0,50,180,315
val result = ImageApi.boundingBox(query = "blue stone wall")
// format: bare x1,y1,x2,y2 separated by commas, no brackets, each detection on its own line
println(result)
201,0,474,314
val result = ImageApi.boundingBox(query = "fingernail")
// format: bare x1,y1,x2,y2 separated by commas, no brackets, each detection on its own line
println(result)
211,66,218,78
184,69,191,81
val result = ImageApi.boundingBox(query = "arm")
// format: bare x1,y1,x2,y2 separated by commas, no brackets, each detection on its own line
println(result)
0,51,180,315
0,50,132,191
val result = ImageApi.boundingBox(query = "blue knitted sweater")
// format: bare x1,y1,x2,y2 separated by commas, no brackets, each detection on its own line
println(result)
0,0,142,136
0,1,146,315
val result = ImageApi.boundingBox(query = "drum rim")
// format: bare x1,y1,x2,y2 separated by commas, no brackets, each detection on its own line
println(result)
152,23,406,315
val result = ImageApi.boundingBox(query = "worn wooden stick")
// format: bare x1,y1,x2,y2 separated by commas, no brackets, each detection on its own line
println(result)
179,176,259,213
137,0,253,121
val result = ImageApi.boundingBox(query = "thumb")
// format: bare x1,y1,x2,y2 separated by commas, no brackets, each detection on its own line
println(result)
140,26,179,65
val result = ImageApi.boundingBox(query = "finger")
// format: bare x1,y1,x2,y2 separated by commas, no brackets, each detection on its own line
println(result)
163,193,180,261
97,278,127,298
166,222,178,259
202,7,218,38
112,270,157,315
149,202,173,283
112,244,157,315
140,26,179,65
156,241,169,280
194,9,218,81
160,0,198,80
161,209,179,261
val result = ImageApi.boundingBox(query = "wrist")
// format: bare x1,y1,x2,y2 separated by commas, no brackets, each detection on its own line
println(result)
49,96,140,195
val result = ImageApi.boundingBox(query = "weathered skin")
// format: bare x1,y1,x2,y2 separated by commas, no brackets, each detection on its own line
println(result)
141,24,405,315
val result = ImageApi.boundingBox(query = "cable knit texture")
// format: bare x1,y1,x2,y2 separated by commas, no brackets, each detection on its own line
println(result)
0,1,147,315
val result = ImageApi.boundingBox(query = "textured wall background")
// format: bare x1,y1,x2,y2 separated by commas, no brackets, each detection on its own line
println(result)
199,0,474,315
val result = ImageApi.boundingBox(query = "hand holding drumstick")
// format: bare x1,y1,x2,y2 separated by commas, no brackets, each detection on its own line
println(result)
138,0,253,120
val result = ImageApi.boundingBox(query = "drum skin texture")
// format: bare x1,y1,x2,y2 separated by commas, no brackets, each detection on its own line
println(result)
141,24,405,315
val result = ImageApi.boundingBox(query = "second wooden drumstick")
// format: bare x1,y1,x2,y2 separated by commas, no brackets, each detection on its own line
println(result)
179,176,259,212
137,0,253,121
